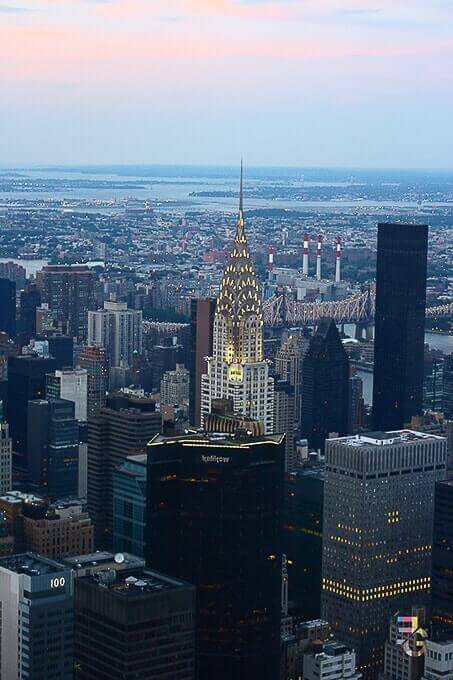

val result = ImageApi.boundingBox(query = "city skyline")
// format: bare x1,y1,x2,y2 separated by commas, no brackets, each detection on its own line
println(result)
1,0,452,168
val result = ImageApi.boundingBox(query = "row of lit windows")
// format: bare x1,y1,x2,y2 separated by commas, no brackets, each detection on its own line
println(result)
322,576,431,601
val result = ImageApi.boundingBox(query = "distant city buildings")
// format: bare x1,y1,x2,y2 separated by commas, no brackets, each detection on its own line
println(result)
46,367,88,422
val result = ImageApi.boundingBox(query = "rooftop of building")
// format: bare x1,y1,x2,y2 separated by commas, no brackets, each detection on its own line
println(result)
331,429,445,448
80,567,191,597
0,552,66,576
148,431,284,449
0,490,43,505
62,551,144,570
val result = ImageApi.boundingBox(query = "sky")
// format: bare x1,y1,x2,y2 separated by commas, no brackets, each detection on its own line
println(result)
0,0,452,168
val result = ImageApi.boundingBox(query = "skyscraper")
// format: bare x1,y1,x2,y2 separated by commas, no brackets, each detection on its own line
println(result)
0,419,12,495
321,430,447,677
0,278,16,340
27,398,79,499
87,391,162,548
113,453,147,557
189,297,216,427
36,264,97,340
431,480,453,639
6,354,58,462
74,567,196,680
87,300,142,368
373,223,428,430
301,318,350,452
201,166,274,432
18,282,41,346
0,553,74,680
79,346,108,418
275,333,307,432
46,367,88,422
146,430,284,680
443,354,453,419
274,376,296,472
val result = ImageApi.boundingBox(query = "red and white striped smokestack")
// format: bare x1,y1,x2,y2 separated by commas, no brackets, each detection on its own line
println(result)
335,236,341,283
268,245,274,272
302,234,309,276
316,235,322,281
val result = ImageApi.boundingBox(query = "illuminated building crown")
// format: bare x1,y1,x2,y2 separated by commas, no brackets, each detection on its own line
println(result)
214,162,263,363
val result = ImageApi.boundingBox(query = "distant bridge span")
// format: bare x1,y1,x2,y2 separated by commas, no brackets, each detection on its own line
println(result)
263,289,453,327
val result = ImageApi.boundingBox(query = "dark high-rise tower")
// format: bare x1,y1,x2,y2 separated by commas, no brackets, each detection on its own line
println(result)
301,318,350,452
7,355,57,463
0,278,16,340
146,431,284,680
373,223,428,430
431,480,453,639
189,297,215,427
18,283,41,346
87,391,162,548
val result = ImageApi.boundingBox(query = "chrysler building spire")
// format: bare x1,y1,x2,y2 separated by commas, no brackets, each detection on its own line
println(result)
201,163,274,433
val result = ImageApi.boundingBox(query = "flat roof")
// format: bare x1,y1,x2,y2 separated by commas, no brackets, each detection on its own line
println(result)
82,568,191,597
62,552,143,569
0,553,65,576
331,430,445,448
148,432,284,449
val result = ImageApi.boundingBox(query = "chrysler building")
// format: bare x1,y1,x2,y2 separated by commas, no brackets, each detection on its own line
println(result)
201,164,274,432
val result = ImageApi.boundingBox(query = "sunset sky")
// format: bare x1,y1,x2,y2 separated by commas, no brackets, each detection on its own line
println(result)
1,0,452,167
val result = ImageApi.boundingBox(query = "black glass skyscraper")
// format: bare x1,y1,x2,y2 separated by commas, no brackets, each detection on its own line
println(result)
7,355,58,464
18,283,41,346
0,278,16,340
301,317,350,452
373,223,428,430
146,431,284,680
431,480,453,639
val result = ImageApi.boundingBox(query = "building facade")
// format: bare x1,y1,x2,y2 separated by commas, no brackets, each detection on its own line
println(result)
113,453,147,558
431,480,453,638
321,430,447,678
189,297,216,427
0,278,16,340
36,264,97,340
0,553,74,680
373,224,428,430
0,420,12,495
74,568,195,679
146,431,284,680
46,367,88,422
301,317,350,452
87,300,142,368
79,346,108,418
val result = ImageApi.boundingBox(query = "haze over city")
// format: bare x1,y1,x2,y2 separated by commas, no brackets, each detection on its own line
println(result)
1,0,453,167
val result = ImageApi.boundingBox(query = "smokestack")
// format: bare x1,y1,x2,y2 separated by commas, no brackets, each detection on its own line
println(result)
303,234,309,276
268,245,274,272
316,235,322,281
335,236,341,283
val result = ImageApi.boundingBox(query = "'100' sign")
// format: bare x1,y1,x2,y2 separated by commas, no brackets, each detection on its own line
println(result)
50,577,66,589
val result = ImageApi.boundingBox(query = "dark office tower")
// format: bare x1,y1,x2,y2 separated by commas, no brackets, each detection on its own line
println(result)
6,354,57,462
19,282,41,345
373,223,428,431
28,398,79,499
150,338,183,390
0,278,16,339
0,553,73,680
443,354,453,419
46,335,74,369
349,373,365,433
431,480,453,638
284,464,324,621
274,377,296,472
301,318,350,452
36,264,97,340
74,568,195,680
146,431,284,680
189,297,215,426
87,391,162,548
79,346,108,418
321,430,447,678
